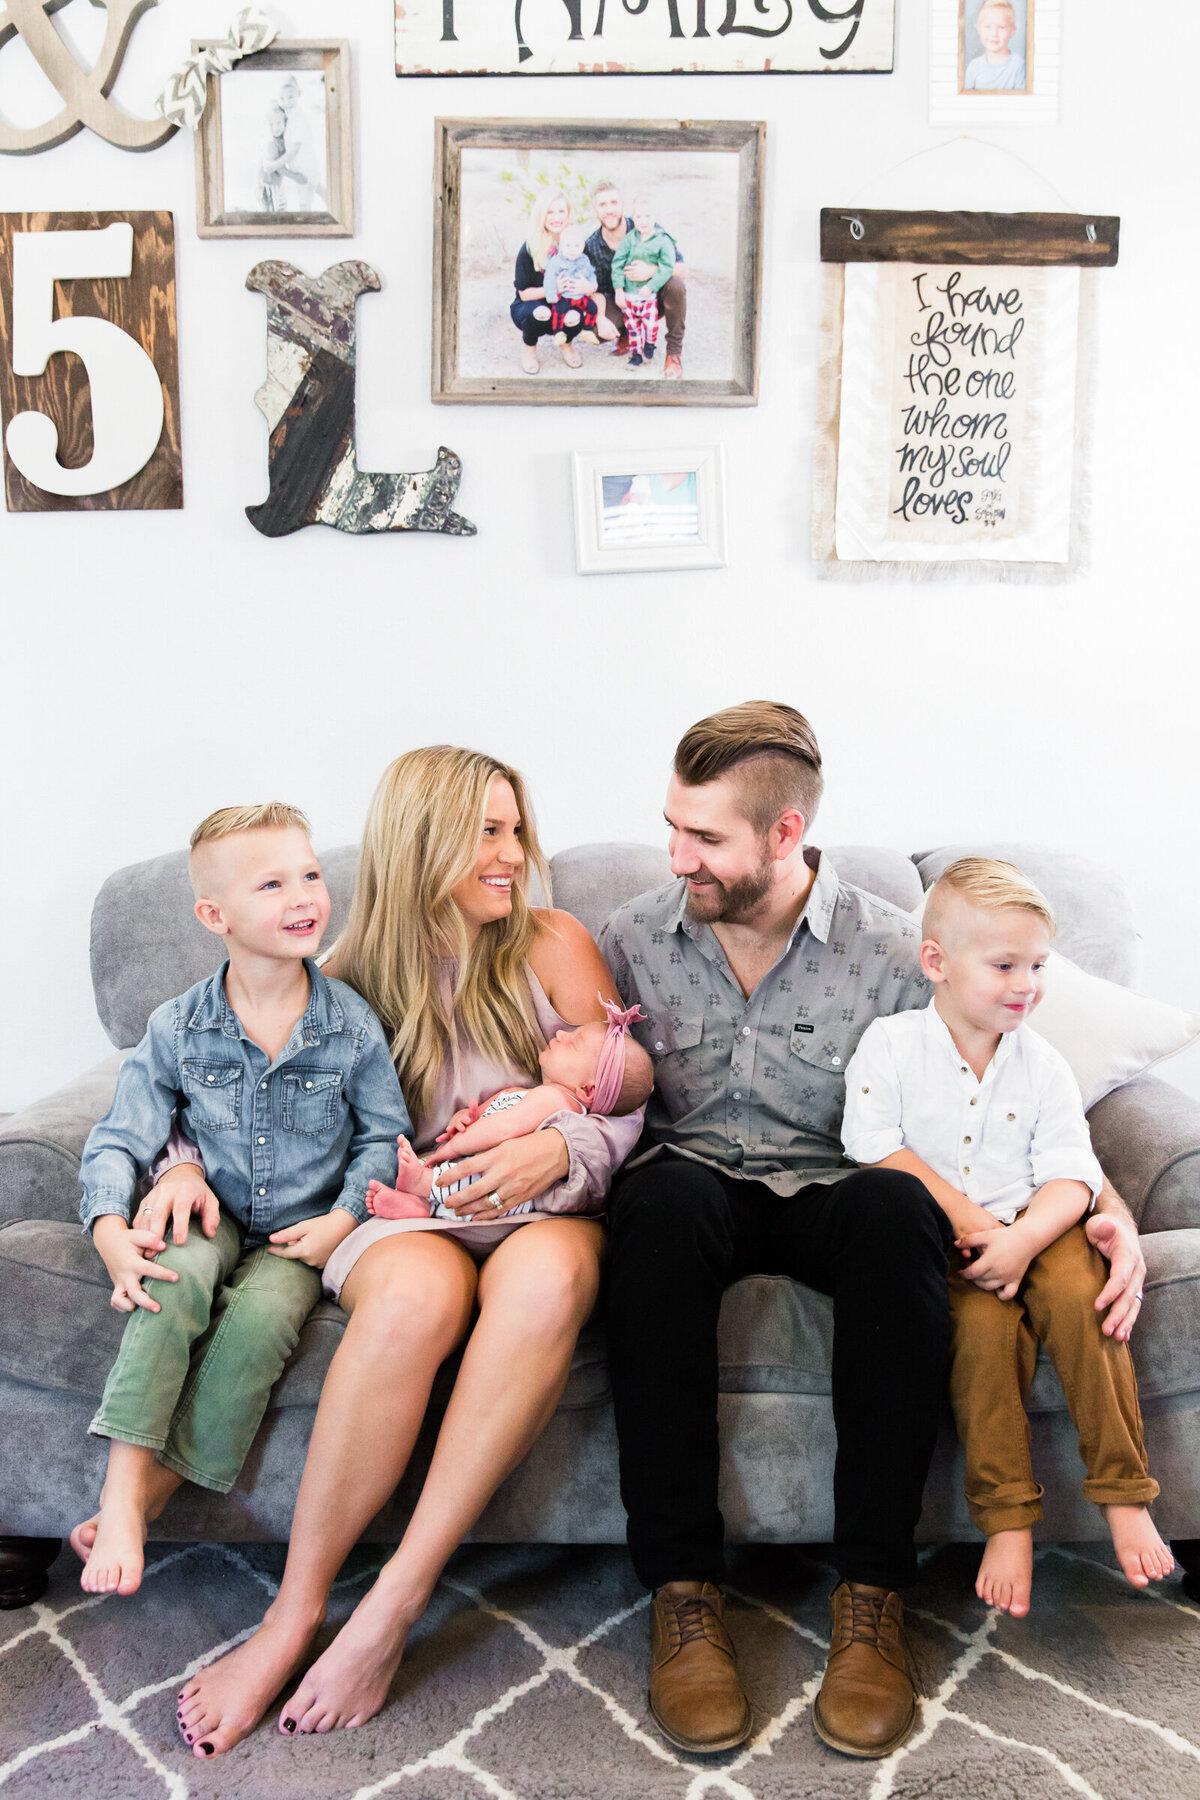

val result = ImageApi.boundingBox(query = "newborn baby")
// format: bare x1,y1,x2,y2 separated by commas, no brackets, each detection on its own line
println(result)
366,998,653,1222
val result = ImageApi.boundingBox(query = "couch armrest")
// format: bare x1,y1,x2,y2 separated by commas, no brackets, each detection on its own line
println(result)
0,1053,126,1227
1087,1074,1200,1234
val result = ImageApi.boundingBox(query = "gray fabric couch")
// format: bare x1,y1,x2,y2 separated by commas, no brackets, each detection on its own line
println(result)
3,841,1200,1607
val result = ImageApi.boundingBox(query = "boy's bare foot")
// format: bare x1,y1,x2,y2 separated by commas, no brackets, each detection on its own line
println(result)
72,1463,184,1564
1104,1505,1175,1588
279,1579,418,1735
81,1494,147,1596
177,1602,322,1758
977,1527,1033,1617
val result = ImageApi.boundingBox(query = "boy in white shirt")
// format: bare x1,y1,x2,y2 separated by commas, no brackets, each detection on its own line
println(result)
842,858,1171,1617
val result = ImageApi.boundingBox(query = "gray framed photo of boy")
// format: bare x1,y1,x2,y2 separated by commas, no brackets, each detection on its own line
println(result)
194,42,354,239
432,119,765,406
930,0,1058,124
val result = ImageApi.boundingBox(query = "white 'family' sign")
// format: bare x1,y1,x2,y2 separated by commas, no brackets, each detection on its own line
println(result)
395,0,895,75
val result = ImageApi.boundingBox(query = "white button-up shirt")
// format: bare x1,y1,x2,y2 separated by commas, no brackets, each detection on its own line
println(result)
841,1000,1103,1223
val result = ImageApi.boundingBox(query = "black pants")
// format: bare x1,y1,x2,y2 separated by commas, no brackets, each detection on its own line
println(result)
605,1157,954,1593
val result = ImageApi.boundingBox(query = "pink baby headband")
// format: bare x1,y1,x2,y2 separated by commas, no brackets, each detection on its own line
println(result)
590,995,647,1116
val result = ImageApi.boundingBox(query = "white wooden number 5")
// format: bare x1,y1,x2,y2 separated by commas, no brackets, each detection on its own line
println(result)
6,224,164,497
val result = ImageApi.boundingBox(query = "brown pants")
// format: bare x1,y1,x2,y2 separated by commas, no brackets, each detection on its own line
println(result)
603,273,687,357
948,1223,1158,1535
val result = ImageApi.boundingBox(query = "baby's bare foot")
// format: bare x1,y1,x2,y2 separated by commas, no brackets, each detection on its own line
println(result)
1104,1505,1175,1588
177,1603,321,1757
977,1527,1033,1617
279,1581,417,1736
81,1496,146,1596
365,1180,430,1221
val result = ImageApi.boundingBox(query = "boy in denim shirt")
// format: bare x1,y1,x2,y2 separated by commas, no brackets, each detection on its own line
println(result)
76,803,410,1597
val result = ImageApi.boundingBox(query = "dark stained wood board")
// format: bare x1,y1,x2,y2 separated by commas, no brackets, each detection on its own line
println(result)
820,209,1120,267
0,211,182,512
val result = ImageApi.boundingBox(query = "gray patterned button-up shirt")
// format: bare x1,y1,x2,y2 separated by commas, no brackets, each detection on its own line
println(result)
598,848,931,1196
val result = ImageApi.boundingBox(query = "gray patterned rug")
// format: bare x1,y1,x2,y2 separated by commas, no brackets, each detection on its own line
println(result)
2,1539,1198,1799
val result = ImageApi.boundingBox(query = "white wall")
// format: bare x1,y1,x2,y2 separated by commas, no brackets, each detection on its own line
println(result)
2,0,1198,1112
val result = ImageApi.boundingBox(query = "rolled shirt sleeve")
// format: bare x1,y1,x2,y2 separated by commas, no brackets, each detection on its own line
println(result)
841,1022,906,1166
79,1012,181,1234
1029,1052,1104,1203
333,1014,414,1223
534,1105,645,1214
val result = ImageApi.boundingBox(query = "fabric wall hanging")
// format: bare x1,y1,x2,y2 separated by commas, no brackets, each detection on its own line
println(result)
812,208,1119,580
0,212,182,512
0,0,177,154
396,1,895,75
246,260,475,539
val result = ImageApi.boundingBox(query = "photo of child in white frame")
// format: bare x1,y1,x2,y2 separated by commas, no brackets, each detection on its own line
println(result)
959,0,1032,95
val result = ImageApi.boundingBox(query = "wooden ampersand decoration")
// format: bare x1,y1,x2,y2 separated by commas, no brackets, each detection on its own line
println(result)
246,260,475,540
0,0,177,155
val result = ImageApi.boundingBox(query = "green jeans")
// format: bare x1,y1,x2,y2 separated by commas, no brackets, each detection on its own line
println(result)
90,1209,321,1493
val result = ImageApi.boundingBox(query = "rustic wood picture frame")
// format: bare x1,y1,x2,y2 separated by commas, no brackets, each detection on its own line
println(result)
194,42,354,240
433,117,765,408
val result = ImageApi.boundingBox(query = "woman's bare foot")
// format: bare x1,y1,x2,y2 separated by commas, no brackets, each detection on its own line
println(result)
81,1492,147,1596
1104,1505,1175,1588
177,1601,322,1758
279,1579,420,1735
977,1527,1034,1617
520,345,539,375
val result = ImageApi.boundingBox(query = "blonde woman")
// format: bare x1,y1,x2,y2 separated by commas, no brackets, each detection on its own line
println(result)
510,188,588,374
166,748,641,1756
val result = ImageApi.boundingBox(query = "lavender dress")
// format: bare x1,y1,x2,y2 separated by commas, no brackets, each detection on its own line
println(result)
321,966,640,1301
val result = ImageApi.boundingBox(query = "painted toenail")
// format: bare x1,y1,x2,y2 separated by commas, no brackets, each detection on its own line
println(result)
185,1734,193,1744
200,1742,214,1755
283,1717,296,1732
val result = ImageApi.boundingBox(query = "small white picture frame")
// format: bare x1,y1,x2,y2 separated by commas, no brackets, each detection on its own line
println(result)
930,0,1060,126
571,446,727,576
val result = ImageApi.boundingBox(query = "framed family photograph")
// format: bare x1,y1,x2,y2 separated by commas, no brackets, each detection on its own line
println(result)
929,0,1059,125
432,118,765,406
572,447,727,575
194,42,354,239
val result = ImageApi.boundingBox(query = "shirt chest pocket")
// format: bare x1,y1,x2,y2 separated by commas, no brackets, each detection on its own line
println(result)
639,1012,704,1065
281,1067,344,1136
786,1026,853,1129
181,1059,243,1132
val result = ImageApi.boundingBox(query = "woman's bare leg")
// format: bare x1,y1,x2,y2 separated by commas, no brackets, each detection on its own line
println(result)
176,1233,477,1758
280,1218,604,1736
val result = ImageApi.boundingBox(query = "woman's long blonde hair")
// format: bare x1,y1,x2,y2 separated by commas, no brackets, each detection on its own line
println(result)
333,746,552,1129
525,188,571,272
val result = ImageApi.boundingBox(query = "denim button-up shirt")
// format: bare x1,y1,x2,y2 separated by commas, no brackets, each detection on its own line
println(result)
80,960,411,1245
599,849,931,1196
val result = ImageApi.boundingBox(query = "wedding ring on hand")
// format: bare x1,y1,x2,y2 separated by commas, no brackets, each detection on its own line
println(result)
487,1192,503,1210
1135,1290,1144,1301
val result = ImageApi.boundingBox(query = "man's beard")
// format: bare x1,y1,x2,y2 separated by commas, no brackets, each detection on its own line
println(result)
684,854,773,925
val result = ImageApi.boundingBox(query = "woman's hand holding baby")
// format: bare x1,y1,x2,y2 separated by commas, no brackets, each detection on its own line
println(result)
268,1210,359,1269
439,1130,569,1218
93,1215,179,1314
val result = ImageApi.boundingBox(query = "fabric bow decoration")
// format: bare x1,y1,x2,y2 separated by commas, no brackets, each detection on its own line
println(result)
156,8,278,130
590,995,647,1117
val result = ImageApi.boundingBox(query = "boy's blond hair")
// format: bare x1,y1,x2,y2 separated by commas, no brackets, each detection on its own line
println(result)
923,857,1056,946
189,804,312,896
976,1,1017,22
190,803,311,851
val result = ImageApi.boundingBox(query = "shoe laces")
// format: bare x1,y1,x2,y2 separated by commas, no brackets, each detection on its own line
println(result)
844,1587,888,1647
668,1591,716,1649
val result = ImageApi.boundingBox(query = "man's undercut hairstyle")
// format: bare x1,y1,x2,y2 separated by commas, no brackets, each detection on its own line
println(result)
190,803,311,852
923,857,1056,944
673,701,824,837
591,178,620,204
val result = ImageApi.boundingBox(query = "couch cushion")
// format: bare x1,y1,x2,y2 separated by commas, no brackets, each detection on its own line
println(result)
0,1054,125,1227
6,1219,1197,1414
913,844,1139,986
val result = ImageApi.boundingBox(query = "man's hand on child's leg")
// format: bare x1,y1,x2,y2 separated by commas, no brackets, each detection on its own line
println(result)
1087,1211,1148,1342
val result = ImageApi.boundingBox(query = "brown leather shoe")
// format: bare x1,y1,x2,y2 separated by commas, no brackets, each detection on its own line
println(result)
648,1581,753,1753
813,1583,919,1758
